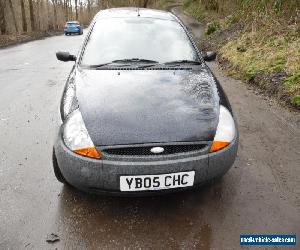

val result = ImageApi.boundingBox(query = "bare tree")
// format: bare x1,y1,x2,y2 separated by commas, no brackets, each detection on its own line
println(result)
0,0,6,34
8,0,18,32
46,0,51,29
75,0,78,20
36,0,40,30
68,0,73,20
63,0,69,21
20,0,27,32
29,0,36,31
143,0,149,8
51,0,58,29
87,0,91,16
40,0,44,30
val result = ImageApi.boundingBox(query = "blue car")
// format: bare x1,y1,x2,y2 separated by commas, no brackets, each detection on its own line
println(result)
64,21,83,35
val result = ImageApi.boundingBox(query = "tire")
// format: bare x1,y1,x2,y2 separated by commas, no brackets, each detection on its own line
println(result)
52,149,67,183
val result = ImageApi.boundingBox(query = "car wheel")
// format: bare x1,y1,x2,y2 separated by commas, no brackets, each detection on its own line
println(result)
52,149,67,183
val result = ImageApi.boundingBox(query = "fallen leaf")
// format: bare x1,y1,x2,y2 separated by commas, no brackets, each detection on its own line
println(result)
46,233,60,243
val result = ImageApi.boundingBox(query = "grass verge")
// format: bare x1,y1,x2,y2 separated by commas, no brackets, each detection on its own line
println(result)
183,0,300,109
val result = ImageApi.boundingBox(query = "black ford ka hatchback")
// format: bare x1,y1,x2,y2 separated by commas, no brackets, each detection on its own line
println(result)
53,8,238,195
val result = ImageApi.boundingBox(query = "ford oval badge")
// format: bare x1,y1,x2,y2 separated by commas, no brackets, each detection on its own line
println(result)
150,147,164,154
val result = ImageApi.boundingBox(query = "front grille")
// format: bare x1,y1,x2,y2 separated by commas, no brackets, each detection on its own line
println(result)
102,143,207,156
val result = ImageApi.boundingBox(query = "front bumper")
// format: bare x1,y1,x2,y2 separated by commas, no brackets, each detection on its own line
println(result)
54,127,238,195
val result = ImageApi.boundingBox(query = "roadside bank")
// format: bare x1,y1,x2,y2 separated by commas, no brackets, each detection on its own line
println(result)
182,0,300,110
0,31,64,49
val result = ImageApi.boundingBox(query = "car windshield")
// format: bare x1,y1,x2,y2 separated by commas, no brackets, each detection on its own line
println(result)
80,18,199,66
67,22,78,26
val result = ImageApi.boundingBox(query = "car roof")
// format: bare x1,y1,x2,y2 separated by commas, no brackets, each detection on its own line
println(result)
95,8,177,21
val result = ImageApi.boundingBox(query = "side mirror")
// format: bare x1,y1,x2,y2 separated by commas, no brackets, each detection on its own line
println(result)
203,51,217,61
56,51,76,62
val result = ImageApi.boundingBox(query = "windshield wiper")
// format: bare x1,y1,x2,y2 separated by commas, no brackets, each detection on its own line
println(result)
82,62,131,69
112,58,159,64
163,60,202,65
82,59,159,69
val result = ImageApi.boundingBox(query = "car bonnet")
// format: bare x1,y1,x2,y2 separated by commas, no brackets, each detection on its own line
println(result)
75,67,220,146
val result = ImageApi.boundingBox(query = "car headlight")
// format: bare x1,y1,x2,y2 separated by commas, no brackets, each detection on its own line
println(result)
210,105,236,152
63,109,101,159
62,78,79,120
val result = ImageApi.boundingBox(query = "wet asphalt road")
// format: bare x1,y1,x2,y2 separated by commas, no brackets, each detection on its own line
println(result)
0,9,300,250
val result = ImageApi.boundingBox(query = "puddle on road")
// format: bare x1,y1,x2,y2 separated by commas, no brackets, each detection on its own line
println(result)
53,181,228,249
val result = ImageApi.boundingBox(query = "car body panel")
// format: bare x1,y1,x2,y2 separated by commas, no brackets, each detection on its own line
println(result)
54,8,239,195
75,68,220,146
54,126,238,195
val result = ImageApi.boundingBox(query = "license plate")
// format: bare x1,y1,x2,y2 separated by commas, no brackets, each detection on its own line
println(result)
120,171,195,192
